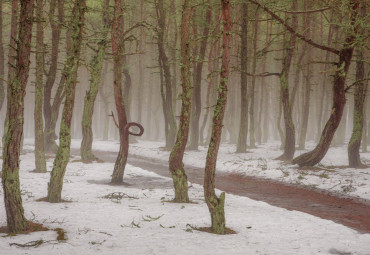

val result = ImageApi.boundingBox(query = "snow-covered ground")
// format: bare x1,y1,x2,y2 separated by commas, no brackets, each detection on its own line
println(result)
69,139,370,202
1,148,370,254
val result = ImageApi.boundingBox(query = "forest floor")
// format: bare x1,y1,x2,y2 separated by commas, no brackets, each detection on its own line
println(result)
0,139,369,254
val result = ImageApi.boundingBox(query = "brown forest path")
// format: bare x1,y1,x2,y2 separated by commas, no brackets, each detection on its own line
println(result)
85,150,370,234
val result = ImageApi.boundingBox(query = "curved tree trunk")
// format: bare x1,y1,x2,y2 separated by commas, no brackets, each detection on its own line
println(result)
292,2,359,166
80,0,110,162
204,0,231,235
276,1,297,161
47,0,87,202
110,0,144,184
2,0,35,233
236,2,249,153
34,0,47,173
168,0,193,203
44,0,64,153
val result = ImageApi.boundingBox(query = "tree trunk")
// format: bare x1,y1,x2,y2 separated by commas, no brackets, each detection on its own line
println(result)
110,0,144,183
44,0,64,153
204,0,231,234
188,2,211,150
0,2,5,112
236,2,249,153
348,3,366,168
80,0,110,162
292,1,360,167
34,0,47,173
2,0,18,145
276,2,297,161
249,10,259,149
156,0,177,150
168,0,193,203
47,0,87,202
2,0,35,233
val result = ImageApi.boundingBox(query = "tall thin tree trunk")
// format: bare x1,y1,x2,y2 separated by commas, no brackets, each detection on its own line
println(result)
80,0,110,162
236,2,249,153
47,0,87,202
276,2,297,161
2,0,35,233
204,0,231,235
168,0,193,203
188,1,211,150
44,0,64,153
348,3,366,167
0,2,5,112
249,10,259,149
34,0,47,173
156,0,177,149
2,0,18,145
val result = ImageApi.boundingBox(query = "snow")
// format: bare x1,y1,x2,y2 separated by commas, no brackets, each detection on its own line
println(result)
0,140,370,254
69,139,370,202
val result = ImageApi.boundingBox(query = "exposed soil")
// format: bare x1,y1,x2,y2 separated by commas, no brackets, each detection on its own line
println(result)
81,150,370,234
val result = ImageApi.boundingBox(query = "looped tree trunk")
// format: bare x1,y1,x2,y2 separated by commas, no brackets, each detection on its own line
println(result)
110,118,144,184
125,122,144,137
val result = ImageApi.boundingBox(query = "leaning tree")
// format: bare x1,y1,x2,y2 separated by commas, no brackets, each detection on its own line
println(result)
204,0,232,235
110,0,144,184
168,0,193,203
247,0,362,167
47,0,87,202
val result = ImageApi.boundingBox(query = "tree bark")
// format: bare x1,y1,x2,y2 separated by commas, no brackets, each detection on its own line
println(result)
168,0,193,203
34,0,47,173
47,0,87,202
44,0,64,153
348,3,367,168
204,0,231,235
236,2,249,153
0,2,5,112
276,1,297,161
1,0,35,233
188,1,211,150
80,0,110,162
156,0,177,149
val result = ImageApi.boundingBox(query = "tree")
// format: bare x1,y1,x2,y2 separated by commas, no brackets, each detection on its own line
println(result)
236,2,249,153
168,0,193,203
204,0,231,234
110,0,144,184
155,0,177,150
348,2,367,168
80,0,110,162
1,0,35,233
43,0,65,153
33,0,47,173
188,0,211,150
0,2,5,112
276,0,297,161
47,0,87,202
292,0,361,166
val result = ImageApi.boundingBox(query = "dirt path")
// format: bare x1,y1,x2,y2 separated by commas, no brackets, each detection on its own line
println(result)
90,150,370,234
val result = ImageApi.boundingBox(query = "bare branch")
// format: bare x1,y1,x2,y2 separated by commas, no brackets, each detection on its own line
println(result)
108,111,119,128
246,0,340,55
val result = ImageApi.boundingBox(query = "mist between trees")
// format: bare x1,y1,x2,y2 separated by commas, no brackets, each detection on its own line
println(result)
0,0,368,235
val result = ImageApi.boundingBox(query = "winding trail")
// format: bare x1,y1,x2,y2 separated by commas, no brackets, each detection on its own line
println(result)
89,150,370,234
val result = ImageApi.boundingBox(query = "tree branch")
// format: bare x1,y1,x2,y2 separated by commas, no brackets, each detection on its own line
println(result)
108,111,119,128
246,0,340,55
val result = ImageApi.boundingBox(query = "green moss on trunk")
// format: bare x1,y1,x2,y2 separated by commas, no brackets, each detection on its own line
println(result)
47,0,87,202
